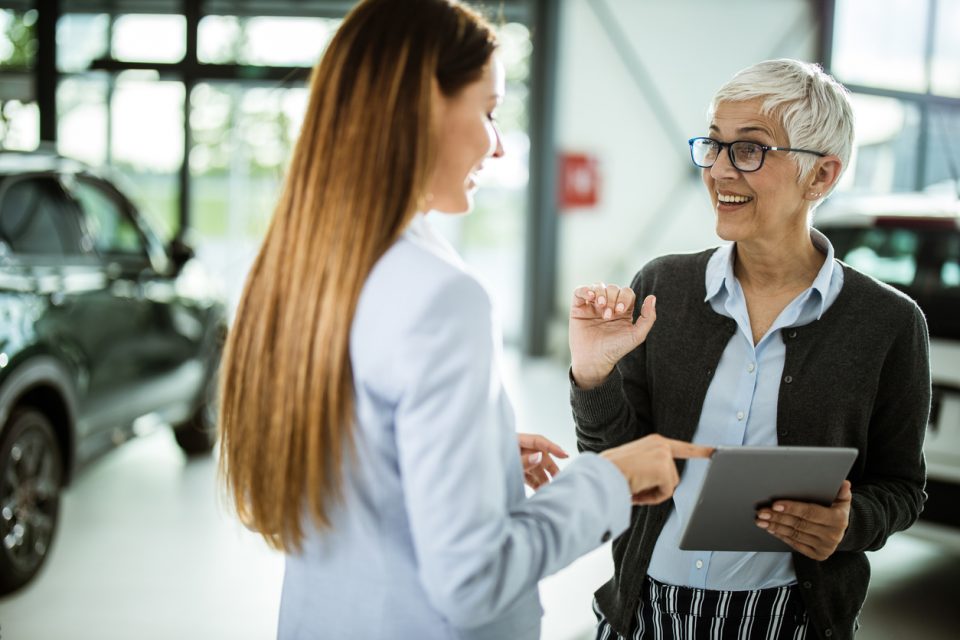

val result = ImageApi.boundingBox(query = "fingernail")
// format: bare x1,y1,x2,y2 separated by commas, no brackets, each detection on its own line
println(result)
597,296,606,306
528,452,542,464
603,308,612,319
756,521,768,529
773,505,784,512
758,512,770,520
616,303,625,312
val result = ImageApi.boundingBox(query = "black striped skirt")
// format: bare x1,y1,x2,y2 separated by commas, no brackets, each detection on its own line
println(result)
593,576,809,640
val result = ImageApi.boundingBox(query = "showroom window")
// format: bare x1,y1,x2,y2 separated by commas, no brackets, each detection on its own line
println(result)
4,0,535,342
0,7,39,151
197,15,337,66
830,0,960,194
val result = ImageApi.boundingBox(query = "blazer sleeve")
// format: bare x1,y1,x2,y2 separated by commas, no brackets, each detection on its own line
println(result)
394,272,631,630
838,304,930,552
571,268,656,454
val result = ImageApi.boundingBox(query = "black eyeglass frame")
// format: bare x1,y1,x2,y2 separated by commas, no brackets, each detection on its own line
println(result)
687,136,827,173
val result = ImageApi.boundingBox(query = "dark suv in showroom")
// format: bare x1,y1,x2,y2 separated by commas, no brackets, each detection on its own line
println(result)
0,149,227,594
815,191,960,547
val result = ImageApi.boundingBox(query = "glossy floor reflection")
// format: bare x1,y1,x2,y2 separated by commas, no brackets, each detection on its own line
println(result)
0,355,957,639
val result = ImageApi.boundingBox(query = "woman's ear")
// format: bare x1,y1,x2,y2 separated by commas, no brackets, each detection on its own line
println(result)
806,155,842,201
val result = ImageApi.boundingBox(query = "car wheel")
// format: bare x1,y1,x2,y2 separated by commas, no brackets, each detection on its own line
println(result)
172,368,218,456
0,408,63,595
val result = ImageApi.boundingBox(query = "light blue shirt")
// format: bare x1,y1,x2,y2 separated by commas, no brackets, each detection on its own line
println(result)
276,215,632,639
646,229,844,590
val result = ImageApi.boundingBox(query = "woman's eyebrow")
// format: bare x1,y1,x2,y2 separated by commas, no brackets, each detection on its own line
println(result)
737,125,775,138
708,123,775,138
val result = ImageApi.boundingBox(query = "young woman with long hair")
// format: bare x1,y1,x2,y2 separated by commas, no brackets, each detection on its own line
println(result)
218,1,711,637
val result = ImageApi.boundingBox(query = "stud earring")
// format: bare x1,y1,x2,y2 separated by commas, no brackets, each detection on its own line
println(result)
810,191,822,198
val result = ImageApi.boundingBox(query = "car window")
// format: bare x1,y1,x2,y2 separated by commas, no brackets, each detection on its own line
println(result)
942,235,960,288
72,179,146,257
0,176,85,256
839,228,919,286
824,223,960,341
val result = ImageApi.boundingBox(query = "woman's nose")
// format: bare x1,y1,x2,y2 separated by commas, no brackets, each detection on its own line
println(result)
709,146,738,179
491,125,505,158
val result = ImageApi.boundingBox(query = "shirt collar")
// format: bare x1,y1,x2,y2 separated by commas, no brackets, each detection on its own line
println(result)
806,227,836,320
704,228,837,320
704,242,735,303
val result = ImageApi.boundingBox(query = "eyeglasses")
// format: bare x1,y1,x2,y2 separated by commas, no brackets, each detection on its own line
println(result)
688,137,826,173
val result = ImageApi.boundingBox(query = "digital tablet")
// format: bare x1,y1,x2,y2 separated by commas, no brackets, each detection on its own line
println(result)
678,446,858,552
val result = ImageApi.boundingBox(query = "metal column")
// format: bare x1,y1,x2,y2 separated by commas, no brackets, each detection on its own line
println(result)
523,0,561,357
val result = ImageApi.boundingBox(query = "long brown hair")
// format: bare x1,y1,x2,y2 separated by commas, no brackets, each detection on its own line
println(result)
218,0,497,552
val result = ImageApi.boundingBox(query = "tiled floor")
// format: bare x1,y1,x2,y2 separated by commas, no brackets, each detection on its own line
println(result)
1,355,957,639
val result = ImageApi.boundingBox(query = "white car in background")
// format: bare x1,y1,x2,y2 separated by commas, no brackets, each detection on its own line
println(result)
815,192,960,547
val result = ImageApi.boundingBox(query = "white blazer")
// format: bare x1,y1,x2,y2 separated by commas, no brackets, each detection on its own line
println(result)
277,214,631,640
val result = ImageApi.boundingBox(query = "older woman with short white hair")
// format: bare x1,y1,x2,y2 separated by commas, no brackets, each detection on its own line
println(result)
569,59,930,640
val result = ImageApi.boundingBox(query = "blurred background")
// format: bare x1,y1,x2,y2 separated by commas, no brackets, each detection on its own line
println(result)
0,0,958,638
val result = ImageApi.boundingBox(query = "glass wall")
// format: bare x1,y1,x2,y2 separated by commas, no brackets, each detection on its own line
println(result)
8,2,533,340
931,0,960,97
842,95,921,193
188,81,309,308
6,2,539,337
0,7,39,150
831,0,960,194
110,75,184,239
198,15,335,66
832,0,928,93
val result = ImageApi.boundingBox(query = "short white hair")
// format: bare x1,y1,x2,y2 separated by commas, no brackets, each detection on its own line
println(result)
709,59,854,196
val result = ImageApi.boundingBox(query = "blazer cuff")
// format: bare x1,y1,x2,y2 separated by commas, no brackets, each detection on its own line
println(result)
575,451,633,542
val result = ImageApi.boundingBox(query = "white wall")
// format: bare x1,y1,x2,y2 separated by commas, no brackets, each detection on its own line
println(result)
548,0,817,354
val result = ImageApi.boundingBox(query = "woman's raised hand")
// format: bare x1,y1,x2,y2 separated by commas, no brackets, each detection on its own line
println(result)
569,283,656,390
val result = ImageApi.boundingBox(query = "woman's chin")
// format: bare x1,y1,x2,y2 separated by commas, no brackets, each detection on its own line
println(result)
431,192,474,215
715,221,746,243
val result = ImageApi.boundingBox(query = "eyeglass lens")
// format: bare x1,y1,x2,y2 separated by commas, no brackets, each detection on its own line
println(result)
691,138,764,171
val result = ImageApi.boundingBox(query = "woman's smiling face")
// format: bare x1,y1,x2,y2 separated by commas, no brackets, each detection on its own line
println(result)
427,54,505,214
703,98,812,245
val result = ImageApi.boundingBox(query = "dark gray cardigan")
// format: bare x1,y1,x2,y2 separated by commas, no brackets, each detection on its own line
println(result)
571,248,930,640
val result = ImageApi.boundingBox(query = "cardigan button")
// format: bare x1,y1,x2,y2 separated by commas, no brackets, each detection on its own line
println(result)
825,631,833,637
803,581,812,589
784,375,793,384
788,330,798,339
601,530,612,543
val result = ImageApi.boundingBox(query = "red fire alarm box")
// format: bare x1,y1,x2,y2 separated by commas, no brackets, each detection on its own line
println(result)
559,152,599,210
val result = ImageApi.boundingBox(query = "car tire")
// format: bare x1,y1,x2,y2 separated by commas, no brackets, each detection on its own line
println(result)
172,369,218,456
0,408,63,595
